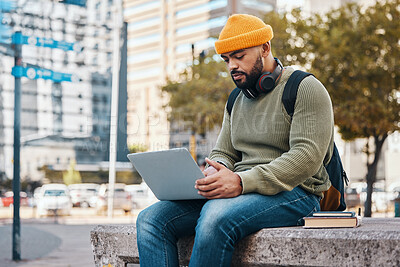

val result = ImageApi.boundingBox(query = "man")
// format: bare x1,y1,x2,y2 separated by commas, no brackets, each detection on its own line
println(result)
136,14,334,266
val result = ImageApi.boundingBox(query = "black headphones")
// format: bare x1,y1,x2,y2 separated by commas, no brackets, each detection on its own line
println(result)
241,57,283,99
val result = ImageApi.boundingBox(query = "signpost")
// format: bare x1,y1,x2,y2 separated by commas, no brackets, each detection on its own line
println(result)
11,66,80,83
12,32,82,52
10,31,81,261
11,31,22,262
58,0,86,7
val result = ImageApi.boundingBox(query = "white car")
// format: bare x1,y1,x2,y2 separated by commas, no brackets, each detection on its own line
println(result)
96,183,133,214
68,183,99,208
36,184,73,217
125,182,157,209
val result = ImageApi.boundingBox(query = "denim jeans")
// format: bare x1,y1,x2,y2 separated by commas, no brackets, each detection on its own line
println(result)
136,186,320,267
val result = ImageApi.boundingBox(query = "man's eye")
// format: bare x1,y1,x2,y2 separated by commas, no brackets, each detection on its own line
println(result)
236,55,244,59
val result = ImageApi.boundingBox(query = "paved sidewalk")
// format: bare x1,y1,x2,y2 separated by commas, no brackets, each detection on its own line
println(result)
0,213,139,267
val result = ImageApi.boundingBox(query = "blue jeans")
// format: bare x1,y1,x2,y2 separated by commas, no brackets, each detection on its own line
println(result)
136,186,320,267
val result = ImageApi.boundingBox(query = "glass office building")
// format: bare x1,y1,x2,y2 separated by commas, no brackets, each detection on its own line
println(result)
123,0,277,151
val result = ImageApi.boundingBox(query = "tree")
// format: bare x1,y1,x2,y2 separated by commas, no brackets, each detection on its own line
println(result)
263,9,309,67
299,1,400,216
161,52,234,160
264,1,400,216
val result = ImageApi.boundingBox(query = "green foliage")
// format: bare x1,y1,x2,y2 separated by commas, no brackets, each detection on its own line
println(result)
62,160,82,185
128,143,148,153
264,2,400,141
263,9,311,67
161,52,234,136
302,1,400,140
41,166,141,185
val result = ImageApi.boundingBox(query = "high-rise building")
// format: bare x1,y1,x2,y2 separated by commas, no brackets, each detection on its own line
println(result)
278,0,377,14
0,0,128,181
123,0,277,153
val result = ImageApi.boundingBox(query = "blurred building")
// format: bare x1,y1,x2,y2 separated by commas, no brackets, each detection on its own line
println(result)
123,0,277,157
278,0,377,14
0,0,128,181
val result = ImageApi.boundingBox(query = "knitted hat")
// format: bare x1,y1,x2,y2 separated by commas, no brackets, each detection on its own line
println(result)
215,14,273,54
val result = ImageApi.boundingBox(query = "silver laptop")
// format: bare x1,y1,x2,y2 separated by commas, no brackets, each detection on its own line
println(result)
127,148,205,200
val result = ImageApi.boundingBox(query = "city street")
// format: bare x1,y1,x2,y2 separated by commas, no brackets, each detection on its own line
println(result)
0,207,140,267
0,223,96,267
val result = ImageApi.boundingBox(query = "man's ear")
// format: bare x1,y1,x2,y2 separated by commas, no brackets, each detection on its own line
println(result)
261,42,271,57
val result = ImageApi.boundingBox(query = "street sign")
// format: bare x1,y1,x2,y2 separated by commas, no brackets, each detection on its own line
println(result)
0,0,17,11
0,42,14,56
58,0,86,7
11,32,82,52
11,66,80,83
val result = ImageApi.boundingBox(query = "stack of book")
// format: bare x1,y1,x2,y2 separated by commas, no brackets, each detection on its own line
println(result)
303,211,362,228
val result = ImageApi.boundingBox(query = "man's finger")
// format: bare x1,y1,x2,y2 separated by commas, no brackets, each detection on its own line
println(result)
196,175,217,186
202,166,217,177
196,180,219,192
205,158,224,171
198,188,221,198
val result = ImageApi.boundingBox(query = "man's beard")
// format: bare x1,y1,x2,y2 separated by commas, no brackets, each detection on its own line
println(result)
231,56,264,90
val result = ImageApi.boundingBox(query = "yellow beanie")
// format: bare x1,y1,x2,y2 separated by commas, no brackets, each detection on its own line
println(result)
215,14,273,54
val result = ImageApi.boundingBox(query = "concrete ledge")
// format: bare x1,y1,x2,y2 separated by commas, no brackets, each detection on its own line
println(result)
90,218,400,267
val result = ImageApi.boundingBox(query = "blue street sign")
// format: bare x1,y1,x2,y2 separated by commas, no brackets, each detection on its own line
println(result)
11,66,80,83
0,0,16,11
11,32,82,52
59,0,86,7
0,0,16,44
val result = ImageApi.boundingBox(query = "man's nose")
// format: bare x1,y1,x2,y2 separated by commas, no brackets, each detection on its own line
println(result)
228,60,238,71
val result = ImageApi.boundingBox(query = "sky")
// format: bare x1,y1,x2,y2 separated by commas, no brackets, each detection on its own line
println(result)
277,0,305,11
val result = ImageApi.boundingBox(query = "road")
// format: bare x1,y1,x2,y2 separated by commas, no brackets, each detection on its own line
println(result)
0,207,141,267
0,223,96,267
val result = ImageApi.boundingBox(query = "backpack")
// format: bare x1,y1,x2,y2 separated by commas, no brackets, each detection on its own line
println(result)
226,70,348,211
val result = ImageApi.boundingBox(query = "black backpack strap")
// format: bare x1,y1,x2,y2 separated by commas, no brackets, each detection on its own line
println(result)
282,70,314,117
226,87,241,116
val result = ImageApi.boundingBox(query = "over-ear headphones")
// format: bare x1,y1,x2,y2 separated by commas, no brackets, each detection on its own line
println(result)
241,57,283,99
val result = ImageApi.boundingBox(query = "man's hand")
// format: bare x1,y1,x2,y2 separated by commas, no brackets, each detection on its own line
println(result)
202,164,218,177
195,158,242,199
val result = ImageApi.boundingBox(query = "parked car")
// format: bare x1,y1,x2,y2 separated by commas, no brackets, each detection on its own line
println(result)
344,187,361,208
1,191,29,207
68,183,99,208
32,186,42,207
96,183,132,214
388,182,400,200
125,182,157,209
36,184,72,217
350,182,392,212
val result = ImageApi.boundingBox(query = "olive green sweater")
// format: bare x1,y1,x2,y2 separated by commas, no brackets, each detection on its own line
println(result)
209,67,333,197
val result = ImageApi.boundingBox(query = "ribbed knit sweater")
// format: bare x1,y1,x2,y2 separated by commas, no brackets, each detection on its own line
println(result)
209,67,334,197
